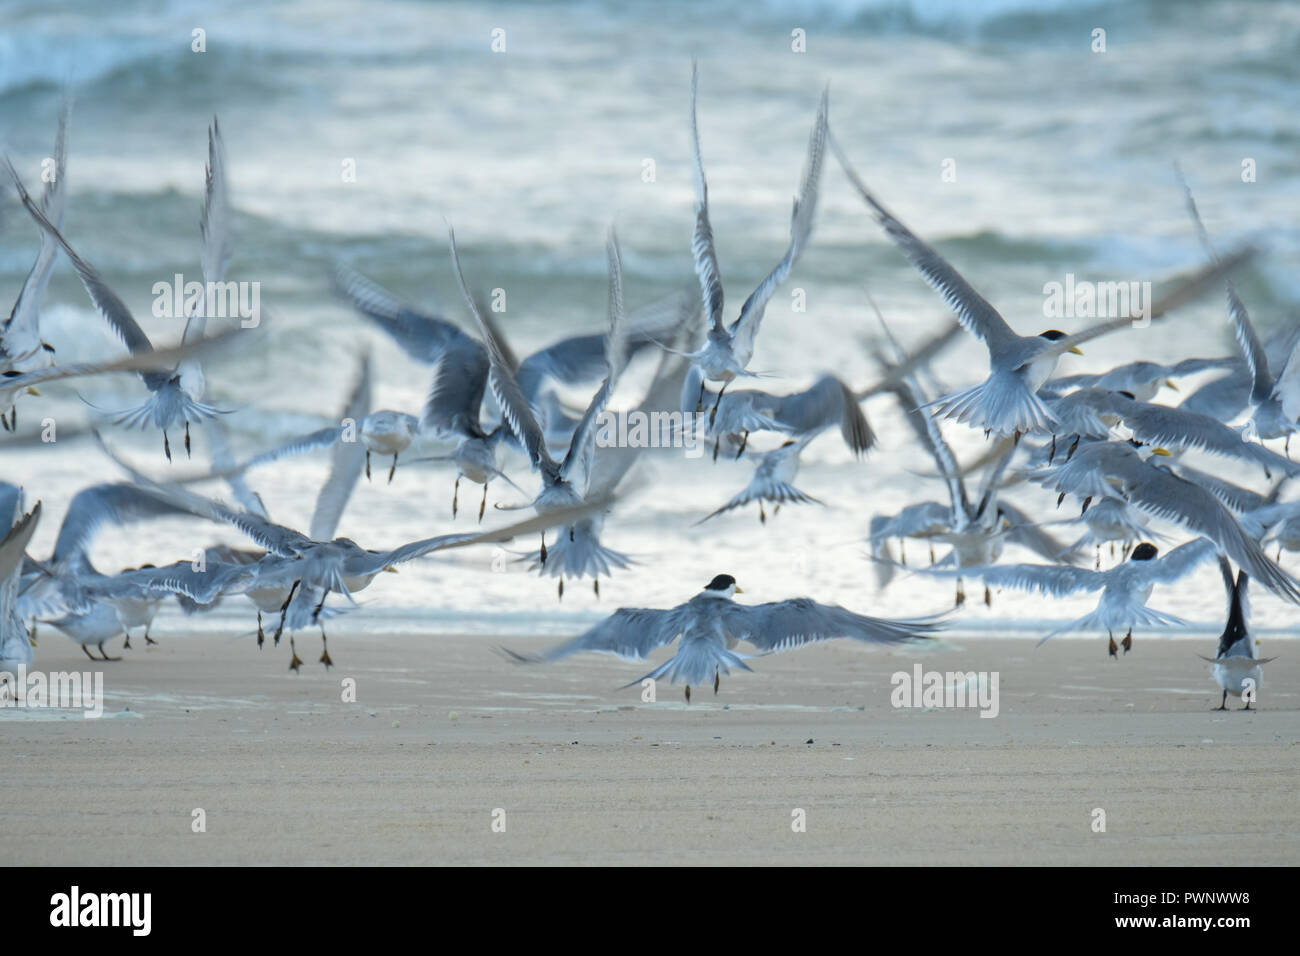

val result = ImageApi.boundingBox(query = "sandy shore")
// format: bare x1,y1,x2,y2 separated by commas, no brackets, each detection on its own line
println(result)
5,629,1297,865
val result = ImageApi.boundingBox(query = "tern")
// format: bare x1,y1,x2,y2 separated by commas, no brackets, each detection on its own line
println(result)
831,135,1256,437
3,122,236,460
506,573,940,702
921,538,1218,655
1,99,68,429
449,224,638,597
684,63,828,415
1201,559,1273,710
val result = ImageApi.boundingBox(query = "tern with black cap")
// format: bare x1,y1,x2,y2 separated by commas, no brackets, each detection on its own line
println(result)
505,573,941,702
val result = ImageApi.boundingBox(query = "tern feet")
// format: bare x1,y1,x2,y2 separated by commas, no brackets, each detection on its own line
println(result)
1108,633,1118,658
1121,630,1132,654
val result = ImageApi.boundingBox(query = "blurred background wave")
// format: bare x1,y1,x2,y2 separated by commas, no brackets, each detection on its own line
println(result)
3,0,1298,640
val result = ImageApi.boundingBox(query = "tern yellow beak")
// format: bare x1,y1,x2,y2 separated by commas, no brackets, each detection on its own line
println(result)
1151,447,1173,457
25,386,40,396
1068,347,1084,355
1165,379,1179,391
384,565,398,573
734,585,744,594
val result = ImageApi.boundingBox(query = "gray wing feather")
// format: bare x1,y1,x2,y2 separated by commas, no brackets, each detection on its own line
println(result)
309,354,371,541
728,86,828,366
830,134,1017,355
721,598,938,653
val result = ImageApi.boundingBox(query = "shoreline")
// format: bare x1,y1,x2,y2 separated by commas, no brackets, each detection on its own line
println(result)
5,633,1297,865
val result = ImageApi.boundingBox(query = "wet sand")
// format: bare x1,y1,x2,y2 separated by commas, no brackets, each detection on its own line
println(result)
5,630,1298,865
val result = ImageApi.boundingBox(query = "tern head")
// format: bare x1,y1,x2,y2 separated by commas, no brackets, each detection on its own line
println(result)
1039,329,1083,355
702,573,742,597
1130,542,1159,561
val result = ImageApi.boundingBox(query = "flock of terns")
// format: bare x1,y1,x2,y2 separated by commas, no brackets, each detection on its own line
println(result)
0,65,1289,708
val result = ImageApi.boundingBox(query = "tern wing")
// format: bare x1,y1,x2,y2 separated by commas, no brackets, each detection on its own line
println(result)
830,134,1018,356
309,354,371,542
0,501,41,580
561,228,630,490
1179,173,1273,402
510,606,689,663
6,98,69,349
1146,536,1219,584
770,374,874,455
4,158,164,391
721,597,939,653
688,62,726,339
728,86,828,367
447,226,559,479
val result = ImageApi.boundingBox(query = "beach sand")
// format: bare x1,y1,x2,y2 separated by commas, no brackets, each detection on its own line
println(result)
5,630,1297,865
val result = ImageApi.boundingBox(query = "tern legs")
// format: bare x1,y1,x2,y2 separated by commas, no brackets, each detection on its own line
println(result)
708,382,728,428
273,580,300,646
479,482,488,522
388,453,398,484
452,475,460,518
366,450,372,481
319,626,333,668
1215,689,1228,711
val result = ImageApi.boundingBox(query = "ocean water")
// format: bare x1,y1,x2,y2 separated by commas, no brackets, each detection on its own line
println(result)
3,0,1299,643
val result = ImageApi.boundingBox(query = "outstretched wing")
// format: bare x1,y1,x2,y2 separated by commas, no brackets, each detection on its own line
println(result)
830,134,1017,356
509,606,688,663
728,85,829,366
560,227,630,490
688,62,726,339
721,597,938,653
447,226,559,480
1179,171,1273,402
3,158,164,390
309,354,371,542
